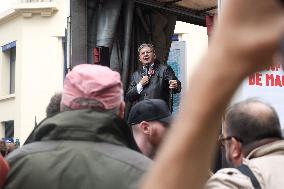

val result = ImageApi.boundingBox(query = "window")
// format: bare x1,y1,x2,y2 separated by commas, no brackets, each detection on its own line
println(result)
3,120,14,139
1,41,16,96
9,47,16,94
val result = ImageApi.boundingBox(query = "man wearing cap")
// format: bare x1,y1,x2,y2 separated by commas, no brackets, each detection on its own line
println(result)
126,43,181,110
128,99,172,159
4,64,152,189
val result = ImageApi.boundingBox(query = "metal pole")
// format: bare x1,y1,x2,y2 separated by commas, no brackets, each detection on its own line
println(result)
169,89,173,113
66,0,71,70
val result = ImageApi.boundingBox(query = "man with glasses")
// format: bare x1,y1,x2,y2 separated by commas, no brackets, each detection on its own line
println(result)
126,43,181,111
128,99,172,159
207,98,284,188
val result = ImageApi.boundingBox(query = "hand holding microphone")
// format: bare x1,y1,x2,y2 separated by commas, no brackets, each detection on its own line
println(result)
140,76,149,86
140,64,150,86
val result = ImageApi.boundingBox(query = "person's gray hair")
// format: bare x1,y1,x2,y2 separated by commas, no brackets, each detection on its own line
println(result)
138,43,155,54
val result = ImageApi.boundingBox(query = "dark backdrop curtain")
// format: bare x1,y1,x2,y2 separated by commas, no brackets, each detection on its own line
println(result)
87,0,177,117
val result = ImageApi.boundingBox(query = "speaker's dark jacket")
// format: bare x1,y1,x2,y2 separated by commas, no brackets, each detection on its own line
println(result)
126,63,181,108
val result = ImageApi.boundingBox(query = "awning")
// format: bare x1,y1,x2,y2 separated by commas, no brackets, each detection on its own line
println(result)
135,0,217,26
165,0,217,12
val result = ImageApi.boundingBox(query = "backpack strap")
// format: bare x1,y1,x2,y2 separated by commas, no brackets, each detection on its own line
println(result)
237,164,262,189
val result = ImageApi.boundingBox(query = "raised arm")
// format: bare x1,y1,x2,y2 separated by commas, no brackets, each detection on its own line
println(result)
140,1,284,189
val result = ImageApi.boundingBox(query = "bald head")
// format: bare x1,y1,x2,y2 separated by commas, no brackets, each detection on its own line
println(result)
224,99,282,147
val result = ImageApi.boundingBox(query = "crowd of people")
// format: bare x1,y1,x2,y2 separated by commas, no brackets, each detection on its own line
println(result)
0,139,20,157
0,0,284,188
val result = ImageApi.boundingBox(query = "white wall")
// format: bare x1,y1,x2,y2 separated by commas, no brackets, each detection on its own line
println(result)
0,0,67,141
0,0,20,14
0,15,23,138
19,14,65,140
174,21,208,88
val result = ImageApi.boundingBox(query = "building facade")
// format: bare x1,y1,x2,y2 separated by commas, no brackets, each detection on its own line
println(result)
0,0,68,143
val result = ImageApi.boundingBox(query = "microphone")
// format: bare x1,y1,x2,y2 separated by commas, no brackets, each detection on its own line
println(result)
143,65,149,77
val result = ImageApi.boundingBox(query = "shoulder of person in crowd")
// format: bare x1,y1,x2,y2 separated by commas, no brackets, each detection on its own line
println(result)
206,168,255,189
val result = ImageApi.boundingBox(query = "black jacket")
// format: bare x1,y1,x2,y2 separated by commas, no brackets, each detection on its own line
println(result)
126,63,181,107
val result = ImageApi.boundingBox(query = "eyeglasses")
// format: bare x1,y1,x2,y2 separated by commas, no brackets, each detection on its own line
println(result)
218,134,242,147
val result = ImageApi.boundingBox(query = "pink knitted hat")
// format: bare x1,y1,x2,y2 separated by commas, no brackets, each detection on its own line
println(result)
61,64,123,110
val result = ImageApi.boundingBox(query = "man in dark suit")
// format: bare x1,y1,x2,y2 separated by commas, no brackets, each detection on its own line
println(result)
126,43,181,110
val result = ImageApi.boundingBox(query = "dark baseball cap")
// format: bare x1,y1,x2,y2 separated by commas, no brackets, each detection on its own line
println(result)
128,99,172,126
